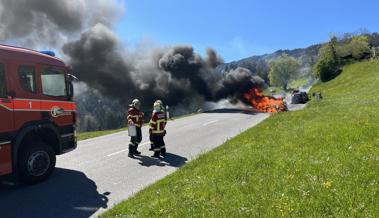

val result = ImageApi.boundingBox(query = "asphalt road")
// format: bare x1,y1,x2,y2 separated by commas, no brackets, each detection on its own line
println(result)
0,109,269,218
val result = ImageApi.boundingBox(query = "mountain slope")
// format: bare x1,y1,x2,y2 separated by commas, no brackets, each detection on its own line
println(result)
216,44,322,81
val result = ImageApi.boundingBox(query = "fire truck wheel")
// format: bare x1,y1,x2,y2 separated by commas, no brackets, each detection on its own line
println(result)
18,142,56,184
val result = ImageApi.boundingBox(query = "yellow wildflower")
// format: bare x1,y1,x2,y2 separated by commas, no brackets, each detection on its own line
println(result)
323,181,332,188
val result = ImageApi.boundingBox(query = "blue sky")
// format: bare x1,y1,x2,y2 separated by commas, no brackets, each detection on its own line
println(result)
115,0,379,62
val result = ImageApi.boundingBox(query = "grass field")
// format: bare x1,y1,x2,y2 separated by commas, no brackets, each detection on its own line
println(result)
77,128,128,141
288,77,310,89
101,61,379,218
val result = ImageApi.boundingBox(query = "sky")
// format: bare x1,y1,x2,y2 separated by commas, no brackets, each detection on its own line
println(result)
116,0,379,62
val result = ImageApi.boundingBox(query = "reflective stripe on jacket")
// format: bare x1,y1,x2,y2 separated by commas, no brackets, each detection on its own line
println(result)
127,107,143,127
149,111,166,135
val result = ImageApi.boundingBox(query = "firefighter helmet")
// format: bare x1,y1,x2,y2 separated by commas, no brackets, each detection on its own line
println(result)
132,99,140,106
155,99,163,106
153,102,161,111
131,99,141,109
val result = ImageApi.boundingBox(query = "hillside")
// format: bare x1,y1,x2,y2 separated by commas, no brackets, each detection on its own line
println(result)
217,32,379,82
217,44,322,81
101,61,379,217
217,44,322,82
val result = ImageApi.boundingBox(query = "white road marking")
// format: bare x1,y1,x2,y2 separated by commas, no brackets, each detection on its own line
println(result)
107,141,150,157
107,148,129,157
202,119,219,126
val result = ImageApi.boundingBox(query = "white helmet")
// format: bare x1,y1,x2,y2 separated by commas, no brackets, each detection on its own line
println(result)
132,99,140,106
155,99,163,106
153,102,161,111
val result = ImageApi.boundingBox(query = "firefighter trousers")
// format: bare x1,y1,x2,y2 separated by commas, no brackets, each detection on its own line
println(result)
129,127,142,155
150,134,166,156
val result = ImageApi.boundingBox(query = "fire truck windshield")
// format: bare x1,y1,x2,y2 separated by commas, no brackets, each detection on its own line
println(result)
41,68,67,97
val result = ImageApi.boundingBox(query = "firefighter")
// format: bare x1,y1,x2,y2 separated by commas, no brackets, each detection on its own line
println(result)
155,99,165,112
149,100,166,151
127,99,144,158
149,102,167,158
155,99,167,129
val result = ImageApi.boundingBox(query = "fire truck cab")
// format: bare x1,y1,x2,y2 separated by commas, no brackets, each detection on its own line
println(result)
0,44,77,184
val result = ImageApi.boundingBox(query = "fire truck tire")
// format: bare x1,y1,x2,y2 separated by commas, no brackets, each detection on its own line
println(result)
18,142,56,184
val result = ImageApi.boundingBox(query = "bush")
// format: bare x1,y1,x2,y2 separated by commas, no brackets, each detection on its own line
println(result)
313,38,340,82
337,35,370,61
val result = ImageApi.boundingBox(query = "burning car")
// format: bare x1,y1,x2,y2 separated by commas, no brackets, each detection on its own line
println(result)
243,88,288,112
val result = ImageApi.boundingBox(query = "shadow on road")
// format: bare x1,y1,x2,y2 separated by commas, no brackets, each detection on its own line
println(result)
136,153,187,168
163,153,187,167
136,155,166,167
204,108,258,115
0,168,109,218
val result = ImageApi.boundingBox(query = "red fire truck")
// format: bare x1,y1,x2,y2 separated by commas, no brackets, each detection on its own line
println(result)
0,44,77,184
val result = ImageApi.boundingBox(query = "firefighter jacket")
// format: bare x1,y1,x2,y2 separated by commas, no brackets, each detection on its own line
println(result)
127,107,143,127
149,110,167,135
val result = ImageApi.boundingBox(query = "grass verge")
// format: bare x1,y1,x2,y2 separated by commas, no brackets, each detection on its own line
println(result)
101,61,379,217
77,128,128,141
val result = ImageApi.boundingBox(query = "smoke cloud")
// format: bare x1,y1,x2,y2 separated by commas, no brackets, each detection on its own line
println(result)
0,0,123,48
62,24,264,108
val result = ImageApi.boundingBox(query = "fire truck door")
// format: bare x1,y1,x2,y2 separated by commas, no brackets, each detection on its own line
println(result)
0,63,14,175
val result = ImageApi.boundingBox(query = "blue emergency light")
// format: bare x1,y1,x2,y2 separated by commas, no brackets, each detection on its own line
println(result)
39,50,56,57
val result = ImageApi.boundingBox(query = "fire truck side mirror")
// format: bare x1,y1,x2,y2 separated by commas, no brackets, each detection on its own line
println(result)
67,82,74,100
67,73,77,100
68,74,78,81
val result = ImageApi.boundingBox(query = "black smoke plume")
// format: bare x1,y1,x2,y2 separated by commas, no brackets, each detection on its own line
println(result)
0,0,123,47
62,24,264,108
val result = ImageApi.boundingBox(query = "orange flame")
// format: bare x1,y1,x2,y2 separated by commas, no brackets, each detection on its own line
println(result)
243,88,287,113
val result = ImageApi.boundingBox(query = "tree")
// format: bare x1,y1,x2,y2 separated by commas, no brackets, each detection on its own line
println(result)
313,37,340,82
330,36,339,63
268,54,300,90
336,35,371,61
349,35,370,59
367,32,379,47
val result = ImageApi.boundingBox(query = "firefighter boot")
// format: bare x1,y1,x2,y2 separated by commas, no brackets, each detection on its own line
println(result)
160,147,166,158
134,144,141,155
149,143,154,151
128,144,135,158
152,151,160,158
149,134,154,151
